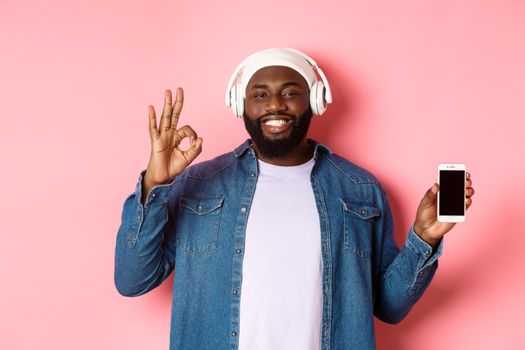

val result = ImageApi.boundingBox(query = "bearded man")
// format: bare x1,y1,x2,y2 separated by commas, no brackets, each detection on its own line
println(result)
114,48,475,350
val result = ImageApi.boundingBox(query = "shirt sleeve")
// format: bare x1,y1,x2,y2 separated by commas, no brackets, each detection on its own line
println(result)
373,189,443,324
114,170,181,297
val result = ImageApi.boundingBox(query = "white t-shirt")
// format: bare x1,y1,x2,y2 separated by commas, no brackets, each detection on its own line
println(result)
239,157,322,350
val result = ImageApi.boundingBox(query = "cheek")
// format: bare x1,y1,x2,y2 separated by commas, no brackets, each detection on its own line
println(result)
245,100,264,116
292,98,310,113
291,90,311,112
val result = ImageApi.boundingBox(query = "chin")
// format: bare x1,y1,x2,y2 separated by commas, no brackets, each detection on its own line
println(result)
263,132,293,141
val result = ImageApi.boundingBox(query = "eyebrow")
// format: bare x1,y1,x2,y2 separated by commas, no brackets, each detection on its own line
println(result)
249,81,302,90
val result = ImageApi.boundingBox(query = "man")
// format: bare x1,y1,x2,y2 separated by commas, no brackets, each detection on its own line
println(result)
114,48,474,350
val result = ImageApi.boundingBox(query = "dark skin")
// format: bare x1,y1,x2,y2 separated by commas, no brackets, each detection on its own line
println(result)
142,66,475,247
244,66,314,166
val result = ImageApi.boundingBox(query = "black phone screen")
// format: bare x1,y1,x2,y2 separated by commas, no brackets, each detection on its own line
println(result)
439,170,465,215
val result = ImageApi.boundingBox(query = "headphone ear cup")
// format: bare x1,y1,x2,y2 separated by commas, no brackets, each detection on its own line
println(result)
310,81,327,116
309,82,319,115
230,85,238,118
235,85,244,118
316,81,327,115
229,84,244,118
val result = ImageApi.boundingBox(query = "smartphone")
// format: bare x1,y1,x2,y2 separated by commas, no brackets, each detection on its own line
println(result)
437,164,466,223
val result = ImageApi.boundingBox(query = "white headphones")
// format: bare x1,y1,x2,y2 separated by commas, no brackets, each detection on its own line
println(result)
225,48,333,118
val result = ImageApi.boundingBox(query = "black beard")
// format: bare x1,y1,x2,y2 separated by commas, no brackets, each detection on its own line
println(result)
243,108,313,159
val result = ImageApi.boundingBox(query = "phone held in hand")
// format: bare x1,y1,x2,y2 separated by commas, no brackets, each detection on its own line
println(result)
437,163,466,223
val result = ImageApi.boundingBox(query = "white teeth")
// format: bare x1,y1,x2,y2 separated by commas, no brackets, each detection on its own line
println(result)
264,119,287,126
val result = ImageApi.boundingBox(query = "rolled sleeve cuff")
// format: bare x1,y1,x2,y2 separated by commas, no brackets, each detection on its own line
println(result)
406,225,443,269
135,170,175,207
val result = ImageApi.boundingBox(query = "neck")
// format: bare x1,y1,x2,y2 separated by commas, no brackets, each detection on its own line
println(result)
252,138,314,166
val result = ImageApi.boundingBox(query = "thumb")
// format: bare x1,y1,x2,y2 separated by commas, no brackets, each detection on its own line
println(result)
184,137,203,164
419,183,438,208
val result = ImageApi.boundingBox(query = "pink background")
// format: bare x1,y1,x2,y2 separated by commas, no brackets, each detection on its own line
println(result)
1,0,524,349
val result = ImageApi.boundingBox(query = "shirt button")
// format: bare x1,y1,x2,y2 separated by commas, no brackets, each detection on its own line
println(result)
250,173,255,177
241,207,247,213
151,193,156,198
232,289,238,295
197,205,203,212
231,331,237,337
137,216,141,220
360,209,366,216
235,248,242,254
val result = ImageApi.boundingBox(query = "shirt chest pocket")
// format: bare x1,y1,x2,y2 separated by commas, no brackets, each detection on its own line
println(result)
340,199,380,258
176,195,224,254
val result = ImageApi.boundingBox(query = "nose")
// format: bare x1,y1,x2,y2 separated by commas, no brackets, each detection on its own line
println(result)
265,94,287,113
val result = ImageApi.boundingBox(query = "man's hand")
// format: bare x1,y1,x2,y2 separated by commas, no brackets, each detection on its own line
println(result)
413,172,475,249
142,88,203,203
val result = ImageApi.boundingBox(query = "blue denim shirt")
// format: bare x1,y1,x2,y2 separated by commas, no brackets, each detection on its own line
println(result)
114,139,442,350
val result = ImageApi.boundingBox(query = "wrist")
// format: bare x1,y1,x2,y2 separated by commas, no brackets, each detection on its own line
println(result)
414,225,440,249
143,174,160,189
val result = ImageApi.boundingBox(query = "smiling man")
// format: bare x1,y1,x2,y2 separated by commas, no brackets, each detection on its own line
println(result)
114,48,474,350
243,65,313,165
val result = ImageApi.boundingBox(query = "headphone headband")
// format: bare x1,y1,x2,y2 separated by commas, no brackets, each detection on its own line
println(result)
226,48,332,117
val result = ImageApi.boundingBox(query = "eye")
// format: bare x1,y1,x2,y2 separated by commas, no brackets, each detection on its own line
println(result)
282,90,299,98
253,91,268,100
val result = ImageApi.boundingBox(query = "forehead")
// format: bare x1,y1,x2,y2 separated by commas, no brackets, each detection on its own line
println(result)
246,66,308,89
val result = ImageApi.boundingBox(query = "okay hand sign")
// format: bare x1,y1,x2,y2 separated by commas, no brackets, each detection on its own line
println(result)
143,88,203,199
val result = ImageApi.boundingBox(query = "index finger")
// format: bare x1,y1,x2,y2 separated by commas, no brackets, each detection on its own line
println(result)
171,87,184,129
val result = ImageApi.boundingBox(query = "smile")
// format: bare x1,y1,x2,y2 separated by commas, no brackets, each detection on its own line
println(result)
259,117,293,135
264,119,288,126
